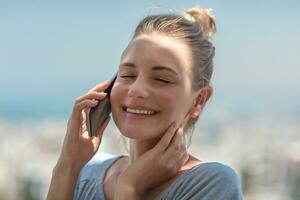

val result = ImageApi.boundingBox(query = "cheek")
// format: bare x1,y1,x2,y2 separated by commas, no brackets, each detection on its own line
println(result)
110,83,125,117
156,90,183,121
158,92,175,110
110,82,125,103
158,89,191,123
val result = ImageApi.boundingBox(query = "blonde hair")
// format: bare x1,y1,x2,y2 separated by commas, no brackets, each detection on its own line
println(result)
133,7,216,90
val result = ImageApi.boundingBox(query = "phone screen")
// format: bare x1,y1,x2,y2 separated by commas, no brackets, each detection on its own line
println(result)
87,75,117,137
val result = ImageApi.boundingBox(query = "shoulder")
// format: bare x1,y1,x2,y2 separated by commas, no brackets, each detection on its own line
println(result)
73,152,121,200
188,162,243,199
78,151,119,181
191,162,241,185
161,162,243,200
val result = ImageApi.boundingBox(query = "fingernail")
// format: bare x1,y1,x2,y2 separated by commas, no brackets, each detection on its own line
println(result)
178,128,183,133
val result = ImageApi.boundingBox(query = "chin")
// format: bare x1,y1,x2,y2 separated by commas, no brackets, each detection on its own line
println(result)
119,126,162,140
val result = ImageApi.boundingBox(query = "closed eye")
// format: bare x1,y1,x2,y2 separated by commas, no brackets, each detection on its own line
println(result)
120,75,135,79
155,78,172,84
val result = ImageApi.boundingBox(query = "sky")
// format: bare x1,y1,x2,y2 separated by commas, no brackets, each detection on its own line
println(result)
0,0,299,120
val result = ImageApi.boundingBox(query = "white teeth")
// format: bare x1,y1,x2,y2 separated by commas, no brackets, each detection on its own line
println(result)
126,108,155,115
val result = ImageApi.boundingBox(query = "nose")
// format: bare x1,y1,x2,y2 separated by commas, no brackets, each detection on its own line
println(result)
127,76,149,99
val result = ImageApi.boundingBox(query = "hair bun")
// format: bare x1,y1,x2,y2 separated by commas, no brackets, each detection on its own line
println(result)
184,7,216,39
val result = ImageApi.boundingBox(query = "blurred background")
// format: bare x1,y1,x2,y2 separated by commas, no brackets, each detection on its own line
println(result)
0,0,299,199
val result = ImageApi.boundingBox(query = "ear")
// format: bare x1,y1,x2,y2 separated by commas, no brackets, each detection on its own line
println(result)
189,85,213,118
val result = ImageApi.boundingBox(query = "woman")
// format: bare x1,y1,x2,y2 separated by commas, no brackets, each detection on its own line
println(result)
47,7,243,200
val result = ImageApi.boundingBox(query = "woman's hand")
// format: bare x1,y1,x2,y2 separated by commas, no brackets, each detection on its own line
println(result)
58,81,111,169
47,81,112,200
114,120,190,199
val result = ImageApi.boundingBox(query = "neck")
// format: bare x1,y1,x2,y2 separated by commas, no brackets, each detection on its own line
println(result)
128,137,160,163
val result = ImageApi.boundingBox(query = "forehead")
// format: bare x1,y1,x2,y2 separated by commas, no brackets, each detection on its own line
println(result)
121,33,192,73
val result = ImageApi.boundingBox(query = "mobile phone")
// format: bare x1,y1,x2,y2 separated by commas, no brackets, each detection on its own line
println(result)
87,75,117,137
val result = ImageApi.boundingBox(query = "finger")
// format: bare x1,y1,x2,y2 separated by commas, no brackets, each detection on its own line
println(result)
155,122,177,152
177,128,187,148
93,116,111,146
172,151,189,172
88,81,110,93
82,104,90,123
76,92,107,104
164,128,186,155
80,110,87,132
80,109,86,123
182,152,190,165
179,114,191,130
72,99,99,121
81,109,87,123
163,130,188,173
179,151,190,166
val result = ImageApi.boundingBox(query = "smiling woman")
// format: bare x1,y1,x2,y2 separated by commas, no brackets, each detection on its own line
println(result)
47,7,243,200
112,34,194,141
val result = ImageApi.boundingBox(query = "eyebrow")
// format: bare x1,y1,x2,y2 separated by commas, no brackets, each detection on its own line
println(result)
120,62,178,76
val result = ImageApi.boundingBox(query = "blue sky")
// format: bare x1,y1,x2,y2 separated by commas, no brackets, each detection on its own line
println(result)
0,0,299,119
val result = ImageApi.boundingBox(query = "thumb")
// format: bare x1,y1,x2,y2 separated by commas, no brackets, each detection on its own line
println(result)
93,116,111,147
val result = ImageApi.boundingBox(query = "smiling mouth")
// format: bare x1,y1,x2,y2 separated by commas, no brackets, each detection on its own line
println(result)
122,106,159,116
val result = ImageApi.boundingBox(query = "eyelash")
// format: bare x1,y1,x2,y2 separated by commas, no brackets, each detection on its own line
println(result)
120,75,172,84
155,78,171,83
120,75,134,78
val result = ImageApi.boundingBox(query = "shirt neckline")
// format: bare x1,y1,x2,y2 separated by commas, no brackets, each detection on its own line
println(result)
100,154,128,200
99,154,204,200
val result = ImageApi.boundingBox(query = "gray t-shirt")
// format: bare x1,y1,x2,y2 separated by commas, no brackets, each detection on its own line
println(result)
73,152,243,200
